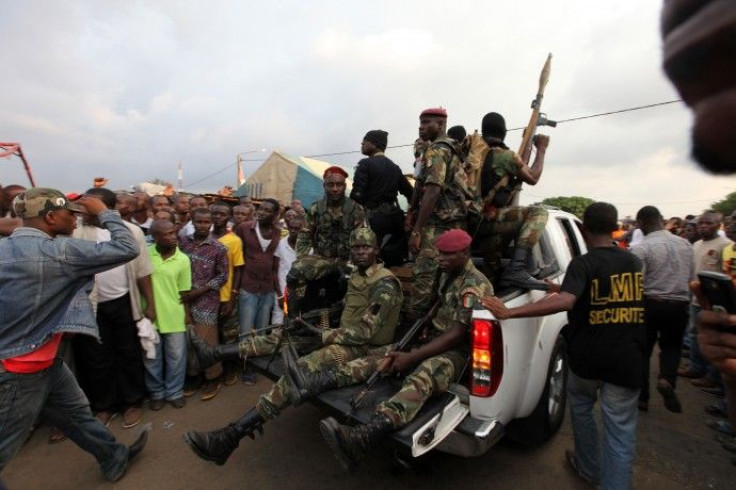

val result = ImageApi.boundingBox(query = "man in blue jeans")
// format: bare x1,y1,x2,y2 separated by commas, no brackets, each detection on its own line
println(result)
0,188,147,482
485,202,645,490
235,198,281,384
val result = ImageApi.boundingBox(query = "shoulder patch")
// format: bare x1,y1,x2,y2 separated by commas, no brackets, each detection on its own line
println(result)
461,287,480,308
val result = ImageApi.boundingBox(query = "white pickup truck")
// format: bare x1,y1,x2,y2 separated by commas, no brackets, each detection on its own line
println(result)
251,208,586,460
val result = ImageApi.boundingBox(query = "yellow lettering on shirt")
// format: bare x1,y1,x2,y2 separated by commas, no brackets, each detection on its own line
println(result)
591,272,643,305
589,307,644,325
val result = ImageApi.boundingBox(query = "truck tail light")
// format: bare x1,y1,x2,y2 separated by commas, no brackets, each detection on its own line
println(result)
471,318,503,397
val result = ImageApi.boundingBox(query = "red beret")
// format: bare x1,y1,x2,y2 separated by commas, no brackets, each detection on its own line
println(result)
323,166,348,179
435,229,472,252
420,107,448,118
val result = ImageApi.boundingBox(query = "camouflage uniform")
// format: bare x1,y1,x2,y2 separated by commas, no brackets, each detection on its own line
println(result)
256,256,403,419
469,147,548,266
333,259,493,428
407,136,470,318
287,197,366,314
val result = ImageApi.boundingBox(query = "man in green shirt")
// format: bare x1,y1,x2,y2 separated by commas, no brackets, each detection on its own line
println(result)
144,219,192,410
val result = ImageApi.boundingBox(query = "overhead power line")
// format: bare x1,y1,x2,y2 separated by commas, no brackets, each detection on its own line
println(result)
185,99,683,187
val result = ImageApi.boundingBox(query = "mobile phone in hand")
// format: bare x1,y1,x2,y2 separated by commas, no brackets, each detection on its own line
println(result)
698,271,736,314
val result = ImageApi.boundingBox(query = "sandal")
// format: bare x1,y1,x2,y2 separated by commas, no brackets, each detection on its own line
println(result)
706,419,734,436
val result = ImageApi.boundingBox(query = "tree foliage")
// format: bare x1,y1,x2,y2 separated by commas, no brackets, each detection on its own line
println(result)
711,192,736,216
540,196,595,219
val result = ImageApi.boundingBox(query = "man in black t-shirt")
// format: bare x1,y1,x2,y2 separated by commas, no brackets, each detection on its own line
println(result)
349,130,414,267
483,202,644,489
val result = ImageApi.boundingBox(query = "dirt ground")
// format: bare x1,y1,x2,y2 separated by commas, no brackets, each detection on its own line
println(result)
3,362,735,489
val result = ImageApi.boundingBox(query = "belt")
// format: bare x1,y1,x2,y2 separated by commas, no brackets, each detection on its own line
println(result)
644,295,689,305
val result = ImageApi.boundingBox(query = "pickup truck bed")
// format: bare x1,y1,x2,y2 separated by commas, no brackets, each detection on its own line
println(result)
250,208,584,459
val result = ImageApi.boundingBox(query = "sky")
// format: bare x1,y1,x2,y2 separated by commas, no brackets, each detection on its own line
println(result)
2,0,734,219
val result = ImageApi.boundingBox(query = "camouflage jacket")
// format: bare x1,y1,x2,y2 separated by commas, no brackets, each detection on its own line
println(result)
416,135,471,226
430,260,494,340
322,263,402,346
296,197,366,260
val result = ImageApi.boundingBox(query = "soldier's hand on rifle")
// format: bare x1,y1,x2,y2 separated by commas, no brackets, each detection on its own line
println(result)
383,351,416,374
533,134,550,150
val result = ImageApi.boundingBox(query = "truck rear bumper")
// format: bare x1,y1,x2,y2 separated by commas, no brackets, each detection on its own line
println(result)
435,417,506,458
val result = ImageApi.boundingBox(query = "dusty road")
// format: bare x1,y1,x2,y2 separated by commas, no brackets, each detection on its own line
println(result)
4,368,735,489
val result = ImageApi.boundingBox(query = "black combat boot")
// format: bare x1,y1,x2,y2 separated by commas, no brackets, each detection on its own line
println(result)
188,328,242,369
319,413,394,472
499,248,550,291
282,349,338,405
183,407,265,465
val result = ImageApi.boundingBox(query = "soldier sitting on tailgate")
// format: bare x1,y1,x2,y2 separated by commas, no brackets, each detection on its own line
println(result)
466,112,551,291
184,227,402,466
284,229,493,472
286,166,366,317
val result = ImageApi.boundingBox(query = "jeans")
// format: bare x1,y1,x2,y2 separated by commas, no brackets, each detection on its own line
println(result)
568,370,639,490
0,359,129,481
143,332,187,401
238,290,275,339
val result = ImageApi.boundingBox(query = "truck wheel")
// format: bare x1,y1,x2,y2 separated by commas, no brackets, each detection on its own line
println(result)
506,335,568,446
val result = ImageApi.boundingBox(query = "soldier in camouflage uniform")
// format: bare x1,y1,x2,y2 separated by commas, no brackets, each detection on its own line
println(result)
404,107,470,320
286,229,493,472
467,112,551,290
286,166,366,317
183,227,403,466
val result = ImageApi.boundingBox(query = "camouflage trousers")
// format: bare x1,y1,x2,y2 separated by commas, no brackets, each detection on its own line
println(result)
256,343,380,419
238,328,322,358
286,256,342,314
469,205,548,262
405,222,465,319
333,346,467,428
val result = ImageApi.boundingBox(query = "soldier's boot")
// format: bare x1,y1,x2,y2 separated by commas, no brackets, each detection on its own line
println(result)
183,407,265,465
189,328,242,369
282,349,338,406
499,248,550,291
319,413,394,472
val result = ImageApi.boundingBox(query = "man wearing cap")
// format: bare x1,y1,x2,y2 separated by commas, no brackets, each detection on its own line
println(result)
285,229,492,472
0,188,147,482
286,165,366,317
405,107,470,320
469,111,551,290
350,130,414,267
184,227,403,465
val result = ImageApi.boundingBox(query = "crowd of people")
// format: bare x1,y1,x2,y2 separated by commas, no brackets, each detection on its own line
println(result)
2,101,736,490
3,31,736,487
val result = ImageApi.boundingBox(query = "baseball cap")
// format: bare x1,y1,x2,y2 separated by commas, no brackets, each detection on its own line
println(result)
13,188,85,218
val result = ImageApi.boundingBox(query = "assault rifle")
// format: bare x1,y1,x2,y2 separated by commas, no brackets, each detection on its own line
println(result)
264,301,344,370
346,298,442,416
